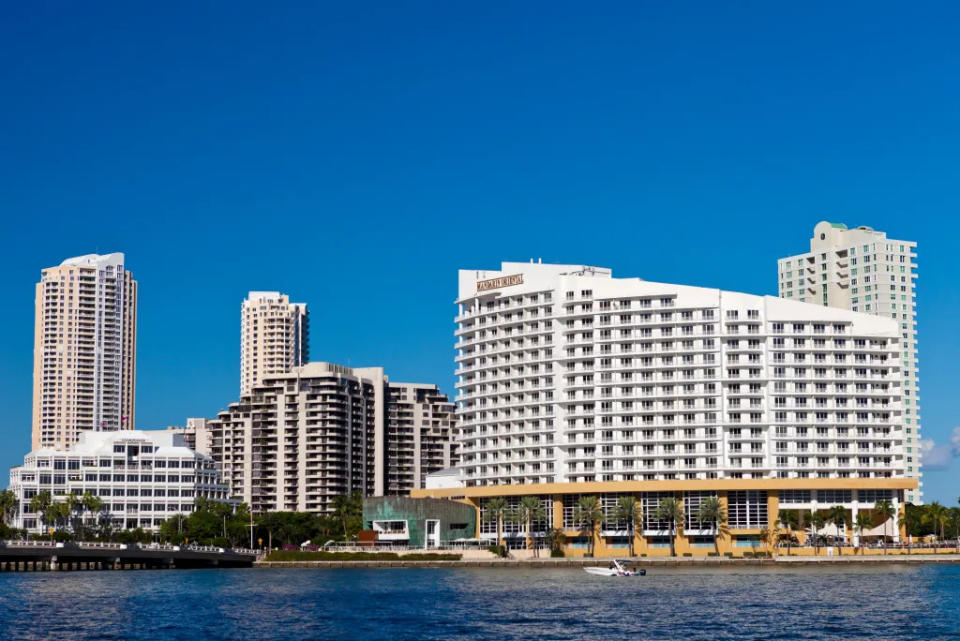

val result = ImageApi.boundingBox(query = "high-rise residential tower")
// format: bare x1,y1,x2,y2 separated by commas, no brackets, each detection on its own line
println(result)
210,362,386,514
777,222,921,503
31,253,137,450
206,362,459,513
386,382,458,495
240,291,309,396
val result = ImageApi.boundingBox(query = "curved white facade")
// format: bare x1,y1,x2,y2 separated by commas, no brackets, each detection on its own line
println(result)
8,430,231,534
455,262,906,488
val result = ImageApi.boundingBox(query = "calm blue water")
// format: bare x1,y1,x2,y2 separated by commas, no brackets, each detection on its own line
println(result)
1,566,958,640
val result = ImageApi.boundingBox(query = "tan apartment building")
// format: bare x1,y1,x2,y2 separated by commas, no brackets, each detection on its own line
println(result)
386,383,458,495
240,291,309,396
209,362,386,514
166,417,214,456
207,363,458,513
32,253,137,450
778,222,922,502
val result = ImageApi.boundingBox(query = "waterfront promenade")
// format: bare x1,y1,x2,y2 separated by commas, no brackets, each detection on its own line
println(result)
255,554,960,569
0,540,259,571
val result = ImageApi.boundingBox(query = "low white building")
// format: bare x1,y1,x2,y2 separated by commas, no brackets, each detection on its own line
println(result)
8,430,233,534
424,466,467,490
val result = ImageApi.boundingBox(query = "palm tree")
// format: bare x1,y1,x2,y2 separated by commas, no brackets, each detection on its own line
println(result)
925,502,949,545
64,491,83,534
82,492,105,538
483,497,510,548
827,505,847,547
760,521,780,557
854,512,873,554
546,528,567,556
330,492,362,542
29,491,53,531
613,496,641,557
948,508,960,551
0,489,18,527
810,511,827,555
828,505,848,550
874,499,895,555
44,501,70,533
696,496,727,556
573,496,603,557
778,510,799,556
514,496,546,556
654,497,683,557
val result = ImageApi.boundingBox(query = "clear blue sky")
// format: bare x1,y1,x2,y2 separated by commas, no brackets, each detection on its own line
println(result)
2,2,958,504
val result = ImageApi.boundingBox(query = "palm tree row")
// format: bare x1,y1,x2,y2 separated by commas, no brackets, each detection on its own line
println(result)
775,499,901,555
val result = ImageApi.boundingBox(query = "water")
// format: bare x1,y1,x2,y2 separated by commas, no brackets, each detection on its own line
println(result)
1,565,959,640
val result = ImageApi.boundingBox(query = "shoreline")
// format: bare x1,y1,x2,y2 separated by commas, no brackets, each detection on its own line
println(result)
255,554,960,569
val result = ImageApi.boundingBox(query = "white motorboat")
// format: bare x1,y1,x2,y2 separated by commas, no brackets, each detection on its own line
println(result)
583,559,645,576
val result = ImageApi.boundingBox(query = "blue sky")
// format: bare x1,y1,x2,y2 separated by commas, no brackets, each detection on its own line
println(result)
1,2,958,503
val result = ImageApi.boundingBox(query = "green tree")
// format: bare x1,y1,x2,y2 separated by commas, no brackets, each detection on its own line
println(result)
573,496,603,557
63,491,85,537
809,511,827,555
924,502,949,543
29,491,53,531
760,521,780,557
81,491,106,538
854,512,873,554
613,495,641,557
0,489,18,527
696,497,727,556
948,508,960,544
874,499,896,555
157,499,252,547
546,528,566,556
778,510,800,556
513,496,546,556
827,505,848,548
46,501,70,532
654,496,683,558
331,491,363,542
483,497,510,548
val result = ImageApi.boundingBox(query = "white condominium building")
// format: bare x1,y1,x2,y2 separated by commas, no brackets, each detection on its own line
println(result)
386,383,458,495
777,222,921,502
455,262,907,487
240,291,309,396
8,430,231,534
32,253,137,450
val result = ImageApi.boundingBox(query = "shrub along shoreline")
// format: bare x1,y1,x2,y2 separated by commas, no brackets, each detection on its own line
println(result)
263,550,462,562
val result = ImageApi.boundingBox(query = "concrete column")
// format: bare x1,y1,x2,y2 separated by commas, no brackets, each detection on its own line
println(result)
49,556,57,571
892,493,901,544
851,491,859,547
810,491,819,552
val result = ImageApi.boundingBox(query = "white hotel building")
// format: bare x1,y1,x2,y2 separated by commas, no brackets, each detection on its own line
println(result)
454,261,907,486
411,262,916,555
8,431,232,535
777,221,922,503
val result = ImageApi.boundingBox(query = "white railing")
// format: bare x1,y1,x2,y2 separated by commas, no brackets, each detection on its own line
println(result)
78,542,127,550
4,540,58,548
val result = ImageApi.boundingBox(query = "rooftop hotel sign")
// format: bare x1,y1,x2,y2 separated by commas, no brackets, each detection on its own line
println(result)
476,274,524,292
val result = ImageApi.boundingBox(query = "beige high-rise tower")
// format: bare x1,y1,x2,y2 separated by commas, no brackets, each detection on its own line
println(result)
240,291,309,395
32,253,137,450
778,221,921,503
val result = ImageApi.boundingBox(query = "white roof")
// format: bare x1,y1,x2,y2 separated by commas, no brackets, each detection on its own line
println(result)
26,430,205,460
59,253,125,268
